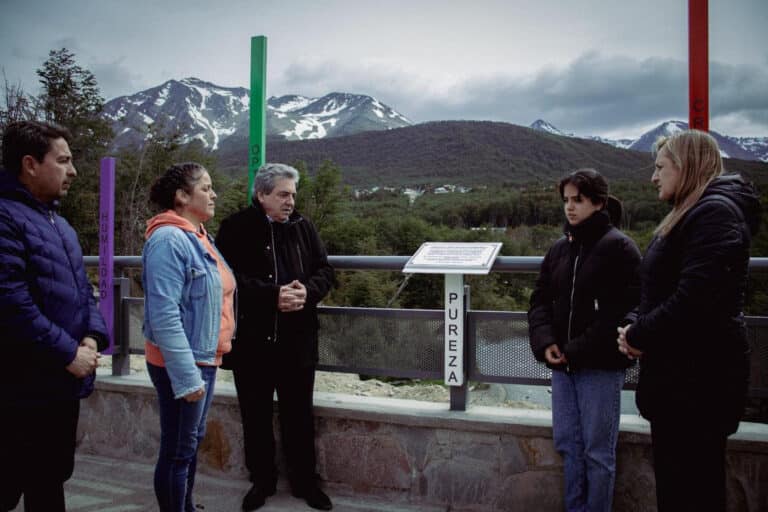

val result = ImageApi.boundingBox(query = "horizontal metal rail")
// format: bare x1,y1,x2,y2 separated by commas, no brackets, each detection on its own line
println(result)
85,255,768,273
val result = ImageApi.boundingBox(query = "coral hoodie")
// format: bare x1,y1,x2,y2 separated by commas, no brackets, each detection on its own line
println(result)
144,211,235,367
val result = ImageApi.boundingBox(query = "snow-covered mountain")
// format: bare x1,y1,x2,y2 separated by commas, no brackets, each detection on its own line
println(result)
529,119,768,162
627,121,762,161
103,78,411,150
269,92,411,141
103,78,249,150
529,119,570,137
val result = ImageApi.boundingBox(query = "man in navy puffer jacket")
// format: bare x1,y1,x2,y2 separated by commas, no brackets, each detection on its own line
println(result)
0,121,108,512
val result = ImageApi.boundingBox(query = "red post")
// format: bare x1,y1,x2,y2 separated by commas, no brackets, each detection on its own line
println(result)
689,0,708,131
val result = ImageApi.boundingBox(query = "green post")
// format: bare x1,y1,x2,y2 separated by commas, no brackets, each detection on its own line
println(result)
248,36,267,204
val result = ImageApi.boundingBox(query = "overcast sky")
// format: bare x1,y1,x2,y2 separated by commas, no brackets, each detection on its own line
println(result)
1,0,766,138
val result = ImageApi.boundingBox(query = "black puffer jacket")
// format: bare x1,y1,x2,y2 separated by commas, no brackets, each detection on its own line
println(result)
215,203,335,369
529,210,642,372
626,175,761,433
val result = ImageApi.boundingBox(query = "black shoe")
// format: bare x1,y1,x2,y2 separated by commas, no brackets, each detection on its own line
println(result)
242,482,277,511
292,486,333,510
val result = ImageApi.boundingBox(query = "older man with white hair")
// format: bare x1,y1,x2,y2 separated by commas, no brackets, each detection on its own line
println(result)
216,163,335,511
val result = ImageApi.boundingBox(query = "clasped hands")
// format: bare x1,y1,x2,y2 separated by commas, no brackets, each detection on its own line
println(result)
545,325,643,364
616,326,643,359
278,279,307,312
65,336,101,378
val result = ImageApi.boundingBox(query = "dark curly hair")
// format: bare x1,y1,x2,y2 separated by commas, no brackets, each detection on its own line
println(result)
149,162,206,211
558,168,623,227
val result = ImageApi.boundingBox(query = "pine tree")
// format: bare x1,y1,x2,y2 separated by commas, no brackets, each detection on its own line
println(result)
36,48,114,252
0,73,40,130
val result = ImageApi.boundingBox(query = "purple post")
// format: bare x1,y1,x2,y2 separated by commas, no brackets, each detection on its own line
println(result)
99,157,116,353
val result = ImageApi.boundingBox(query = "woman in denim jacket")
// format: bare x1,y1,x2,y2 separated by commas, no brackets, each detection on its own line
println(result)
142,162,236,512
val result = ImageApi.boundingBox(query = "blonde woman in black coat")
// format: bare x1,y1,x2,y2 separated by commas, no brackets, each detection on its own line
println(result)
618,130,760,511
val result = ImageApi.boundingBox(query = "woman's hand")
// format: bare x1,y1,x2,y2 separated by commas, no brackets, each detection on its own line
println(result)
617,326,643,359
544,344,567,365
183,387,205,403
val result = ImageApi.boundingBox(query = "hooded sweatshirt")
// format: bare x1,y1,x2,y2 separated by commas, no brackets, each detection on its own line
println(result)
144,211,235,367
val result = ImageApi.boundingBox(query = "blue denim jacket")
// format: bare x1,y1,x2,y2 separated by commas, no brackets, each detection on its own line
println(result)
142,224,227,398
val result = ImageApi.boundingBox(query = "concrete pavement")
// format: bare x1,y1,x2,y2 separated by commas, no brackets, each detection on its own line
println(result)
10,454,439,512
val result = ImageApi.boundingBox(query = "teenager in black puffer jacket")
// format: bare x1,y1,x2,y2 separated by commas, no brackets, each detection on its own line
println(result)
618,130,761,512
528,169,641,512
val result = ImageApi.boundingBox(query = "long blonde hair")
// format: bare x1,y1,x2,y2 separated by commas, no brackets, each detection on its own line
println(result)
653,130,723,236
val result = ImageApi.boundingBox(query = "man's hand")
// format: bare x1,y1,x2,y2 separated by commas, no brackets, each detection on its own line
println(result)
66,344,100,378
278,280,307,312
80,336,99,351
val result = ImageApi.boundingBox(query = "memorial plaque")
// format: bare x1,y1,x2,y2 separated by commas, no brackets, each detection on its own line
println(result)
403,242,502,274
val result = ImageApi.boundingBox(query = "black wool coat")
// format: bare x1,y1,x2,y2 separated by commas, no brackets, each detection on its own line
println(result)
528,210,642,372
215,203,335,369
626,175,761,433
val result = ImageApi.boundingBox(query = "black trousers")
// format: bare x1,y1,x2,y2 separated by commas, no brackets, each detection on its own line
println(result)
0,399,80,512
233,362,318,490
650,419,728,512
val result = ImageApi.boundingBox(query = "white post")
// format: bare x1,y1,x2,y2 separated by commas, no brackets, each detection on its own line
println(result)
444,273,465,386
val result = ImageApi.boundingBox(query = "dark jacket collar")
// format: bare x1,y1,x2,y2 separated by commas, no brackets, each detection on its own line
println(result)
0,168,58,213
250,200,304,227
564,209,611,246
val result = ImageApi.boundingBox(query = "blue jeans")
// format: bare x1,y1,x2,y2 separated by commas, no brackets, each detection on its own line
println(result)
148,362,217,512
551,368,625,512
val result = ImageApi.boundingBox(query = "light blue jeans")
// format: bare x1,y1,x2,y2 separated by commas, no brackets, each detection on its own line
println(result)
551,368,625,512
148,362,217,512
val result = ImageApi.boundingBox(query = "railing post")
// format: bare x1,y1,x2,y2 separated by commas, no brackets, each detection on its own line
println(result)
111,277,131,376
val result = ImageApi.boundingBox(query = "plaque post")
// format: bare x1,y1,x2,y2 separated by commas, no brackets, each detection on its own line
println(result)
444,273,465,387
403,242,502,411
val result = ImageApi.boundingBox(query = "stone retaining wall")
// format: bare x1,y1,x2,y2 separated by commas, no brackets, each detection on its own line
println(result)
79,373,768,511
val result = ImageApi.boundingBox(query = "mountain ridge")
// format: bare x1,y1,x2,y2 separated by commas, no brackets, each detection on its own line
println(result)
103,78,411,150
529,119,768,162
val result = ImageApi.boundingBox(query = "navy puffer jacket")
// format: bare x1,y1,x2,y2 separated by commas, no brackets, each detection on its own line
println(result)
0,169,108,405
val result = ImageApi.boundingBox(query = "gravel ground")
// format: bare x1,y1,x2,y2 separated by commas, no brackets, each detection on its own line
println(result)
102,356,547,409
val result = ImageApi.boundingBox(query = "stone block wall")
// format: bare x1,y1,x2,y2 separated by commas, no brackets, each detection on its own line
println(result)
79,373,768,511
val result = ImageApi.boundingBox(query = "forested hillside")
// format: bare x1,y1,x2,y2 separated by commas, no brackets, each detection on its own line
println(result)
217,121,768,188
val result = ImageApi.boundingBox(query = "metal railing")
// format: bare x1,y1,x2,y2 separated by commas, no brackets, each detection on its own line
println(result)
86,255,768,417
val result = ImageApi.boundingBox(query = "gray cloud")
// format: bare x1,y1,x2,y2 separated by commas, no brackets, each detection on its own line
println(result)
50,37,81,53
277,51,768,138
89,58,143,100
710,61,768,127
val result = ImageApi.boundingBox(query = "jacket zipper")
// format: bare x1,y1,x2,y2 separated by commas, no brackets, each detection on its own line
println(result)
296,243,305,274
269,223,279,344
566,246,582,372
